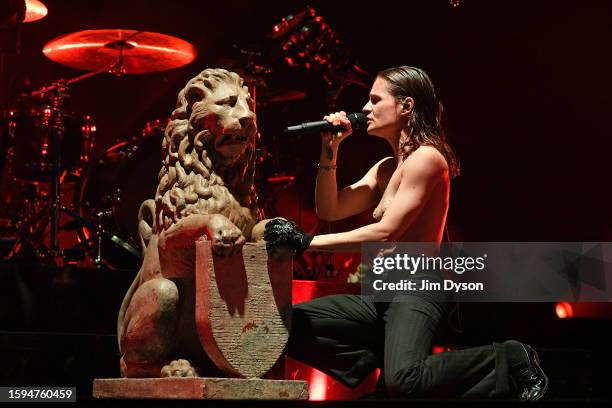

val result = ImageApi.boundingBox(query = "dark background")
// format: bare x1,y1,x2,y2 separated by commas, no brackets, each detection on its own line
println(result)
2,0,611,243
1,0,612,399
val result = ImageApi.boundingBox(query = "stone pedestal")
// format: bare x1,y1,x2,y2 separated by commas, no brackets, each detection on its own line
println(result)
93,377,308,400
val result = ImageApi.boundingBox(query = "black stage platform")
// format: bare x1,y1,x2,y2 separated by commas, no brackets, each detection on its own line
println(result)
1,261,611,404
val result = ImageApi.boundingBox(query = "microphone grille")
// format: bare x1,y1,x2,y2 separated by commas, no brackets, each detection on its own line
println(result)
348,113,367,131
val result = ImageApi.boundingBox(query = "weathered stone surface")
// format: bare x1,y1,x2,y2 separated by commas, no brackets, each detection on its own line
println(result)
93,377,308,400
195,239,293,378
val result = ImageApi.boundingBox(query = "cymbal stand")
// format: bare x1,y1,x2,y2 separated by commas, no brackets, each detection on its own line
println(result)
61,206,141,261
47,79,66,252
28,59,126,253
6,58,141,264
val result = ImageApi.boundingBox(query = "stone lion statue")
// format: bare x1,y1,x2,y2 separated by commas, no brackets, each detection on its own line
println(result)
117,68,272,378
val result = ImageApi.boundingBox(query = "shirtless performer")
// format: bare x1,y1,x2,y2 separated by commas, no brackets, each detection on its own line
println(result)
264,66,548,400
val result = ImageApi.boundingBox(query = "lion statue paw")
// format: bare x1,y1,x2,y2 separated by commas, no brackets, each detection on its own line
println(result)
161,359,199,377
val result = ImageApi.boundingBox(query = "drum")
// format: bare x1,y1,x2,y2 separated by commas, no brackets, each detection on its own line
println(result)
76,119,167,269
3,106,96,181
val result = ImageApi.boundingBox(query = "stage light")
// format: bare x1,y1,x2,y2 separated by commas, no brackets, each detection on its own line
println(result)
308,371,328,401
555,302,612,319
24,0,47,23
556,302,574,319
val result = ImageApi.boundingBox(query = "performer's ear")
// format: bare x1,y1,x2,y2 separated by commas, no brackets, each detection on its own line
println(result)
400,97,414,116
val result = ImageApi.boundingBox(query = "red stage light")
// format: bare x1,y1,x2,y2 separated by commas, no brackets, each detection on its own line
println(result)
554,302,612,319
308,370,328,401
286,357,379,400
343,258,353,269
555,302,574,319
24,0,48,23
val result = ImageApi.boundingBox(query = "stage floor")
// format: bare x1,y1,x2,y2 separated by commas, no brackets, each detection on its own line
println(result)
1,261,611,403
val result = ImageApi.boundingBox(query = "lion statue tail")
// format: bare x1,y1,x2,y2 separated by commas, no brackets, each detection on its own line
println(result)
137,199,157,255
117,199,157,353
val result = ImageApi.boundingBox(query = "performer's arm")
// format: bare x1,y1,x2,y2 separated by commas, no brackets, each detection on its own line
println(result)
315,111,383,221
316,154,391,221
309,147,448,252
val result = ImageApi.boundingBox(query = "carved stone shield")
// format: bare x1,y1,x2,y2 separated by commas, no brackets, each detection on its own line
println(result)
195,239,293,378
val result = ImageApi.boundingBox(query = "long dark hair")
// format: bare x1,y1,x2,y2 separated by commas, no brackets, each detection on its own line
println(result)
378,66,459,178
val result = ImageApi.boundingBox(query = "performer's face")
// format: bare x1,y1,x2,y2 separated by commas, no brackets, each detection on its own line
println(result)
362,77,404,138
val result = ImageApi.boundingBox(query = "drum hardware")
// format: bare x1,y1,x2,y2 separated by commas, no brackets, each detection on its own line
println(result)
218,46,310,220
4,72,134,264
4,28,197,266
91,209,114,265
45,79,66,252
73,119,168,270
269,9,372,275
61,206,141,265
3,80,89,262
270,6,370,109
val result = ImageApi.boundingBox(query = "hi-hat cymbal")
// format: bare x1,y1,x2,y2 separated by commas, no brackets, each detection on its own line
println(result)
42,29,197,74
25,0,48,23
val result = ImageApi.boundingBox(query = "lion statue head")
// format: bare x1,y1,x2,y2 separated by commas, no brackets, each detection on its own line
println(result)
153,68,261,237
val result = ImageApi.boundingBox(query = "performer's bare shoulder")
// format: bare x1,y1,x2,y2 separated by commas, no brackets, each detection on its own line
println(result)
374,146,450,242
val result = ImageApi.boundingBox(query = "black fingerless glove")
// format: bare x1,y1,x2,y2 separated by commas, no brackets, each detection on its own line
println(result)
264,218,313,255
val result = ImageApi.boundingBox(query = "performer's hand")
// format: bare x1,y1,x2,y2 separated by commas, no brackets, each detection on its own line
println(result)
264,218,313,256
321,111,352,148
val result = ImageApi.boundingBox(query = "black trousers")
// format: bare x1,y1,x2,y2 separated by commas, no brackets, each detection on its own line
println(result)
287,294,513,398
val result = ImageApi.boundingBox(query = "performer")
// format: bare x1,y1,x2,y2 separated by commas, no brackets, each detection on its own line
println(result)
265,66,548,399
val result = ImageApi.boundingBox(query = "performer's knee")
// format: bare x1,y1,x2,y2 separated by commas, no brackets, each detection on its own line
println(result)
384,363,423,397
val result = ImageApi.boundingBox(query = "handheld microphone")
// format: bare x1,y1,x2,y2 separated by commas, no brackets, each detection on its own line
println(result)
283,113,367,135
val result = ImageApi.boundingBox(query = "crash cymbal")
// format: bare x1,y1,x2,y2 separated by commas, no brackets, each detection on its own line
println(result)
42,29,197,74
25,0,48,23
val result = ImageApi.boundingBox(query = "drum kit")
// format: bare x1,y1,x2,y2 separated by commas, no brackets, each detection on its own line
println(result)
1,2,366,272
0,1,312,270
0,2,202,269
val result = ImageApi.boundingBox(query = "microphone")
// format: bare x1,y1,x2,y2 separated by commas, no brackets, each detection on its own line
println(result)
283,113,367,135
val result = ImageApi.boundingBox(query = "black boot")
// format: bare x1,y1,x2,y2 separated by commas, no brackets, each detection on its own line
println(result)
504,340,549,401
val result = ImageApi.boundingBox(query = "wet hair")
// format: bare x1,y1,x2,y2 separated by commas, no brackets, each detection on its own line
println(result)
378,66,459,178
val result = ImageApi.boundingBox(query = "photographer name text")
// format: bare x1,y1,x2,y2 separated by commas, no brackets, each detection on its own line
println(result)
372,279,484,292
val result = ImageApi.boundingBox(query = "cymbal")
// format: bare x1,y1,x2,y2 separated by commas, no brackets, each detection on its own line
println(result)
25,0,48,23
42,29,197,74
